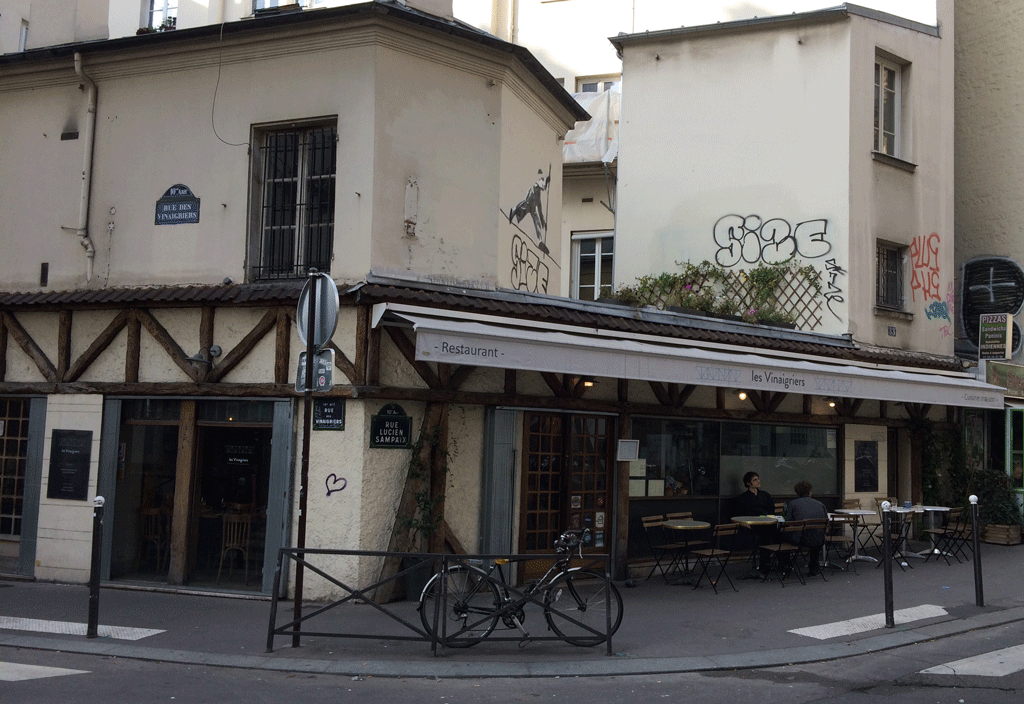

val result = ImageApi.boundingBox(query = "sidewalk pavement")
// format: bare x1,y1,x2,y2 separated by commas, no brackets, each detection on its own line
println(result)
2,541,1023,679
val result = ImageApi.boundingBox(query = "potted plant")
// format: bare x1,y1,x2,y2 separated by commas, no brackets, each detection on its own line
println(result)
972,469,1023,545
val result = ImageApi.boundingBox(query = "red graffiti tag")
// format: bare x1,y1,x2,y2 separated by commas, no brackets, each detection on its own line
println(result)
910,232,941,302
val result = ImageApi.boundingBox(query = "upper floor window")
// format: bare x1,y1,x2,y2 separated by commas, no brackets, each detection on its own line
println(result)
571,231,614,301
250,122,337,281
874,57,901,157
149,1,177,31
876,241,905,310
576,75,619,93
19,20,28,52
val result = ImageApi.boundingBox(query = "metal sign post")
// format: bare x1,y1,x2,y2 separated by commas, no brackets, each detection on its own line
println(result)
292,270,339,648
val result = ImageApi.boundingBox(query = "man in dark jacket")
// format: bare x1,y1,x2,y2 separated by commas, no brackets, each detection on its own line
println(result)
736,471,775,515
785,480,829,575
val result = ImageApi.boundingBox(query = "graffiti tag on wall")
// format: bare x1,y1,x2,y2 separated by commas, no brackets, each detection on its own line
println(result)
505,166,553,293
713,214,831,266
712,214,843,320
910,232,942,302
511,233,550,293
961,256,1024,354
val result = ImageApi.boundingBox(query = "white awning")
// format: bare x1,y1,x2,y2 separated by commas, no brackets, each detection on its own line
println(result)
382,309,1004,410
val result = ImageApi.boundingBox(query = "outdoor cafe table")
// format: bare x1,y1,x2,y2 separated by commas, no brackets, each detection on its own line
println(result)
731,515,782,578
910,505,950,558
833,508,880,563
663,519,711,584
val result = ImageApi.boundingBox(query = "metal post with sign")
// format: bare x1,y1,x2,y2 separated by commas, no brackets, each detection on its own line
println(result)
292,270,339,648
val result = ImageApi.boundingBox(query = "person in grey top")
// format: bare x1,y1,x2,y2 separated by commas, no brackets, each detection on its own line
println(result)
785,480,829,575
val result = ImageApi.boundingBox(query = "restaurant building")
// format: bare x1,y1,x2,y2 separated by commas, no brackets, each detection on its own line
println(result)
0,1,1005,596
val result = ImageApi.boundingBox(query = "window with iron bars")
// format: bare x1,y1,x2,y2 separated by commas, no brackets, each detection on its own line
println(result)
251,123,337,281
876,242,905,310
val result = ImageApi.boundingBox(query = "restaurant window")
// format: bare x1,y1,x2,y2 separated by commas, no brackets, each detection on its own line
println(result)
720,422,838,499
630,418,720,498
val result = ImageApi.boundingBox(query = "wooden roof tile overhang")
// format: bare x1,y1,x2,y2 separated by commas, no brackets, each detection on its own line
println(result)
1,278,968,375
348,278,968,375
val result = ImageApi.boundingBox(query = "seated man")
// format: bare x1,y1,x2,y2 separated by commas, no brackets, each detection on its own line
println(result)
785,480,829,575
736,471,777,574
736,471,774,515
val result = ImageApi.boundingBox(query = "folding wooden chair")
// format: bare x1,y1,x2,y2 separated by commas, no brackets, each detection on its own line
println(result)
923,507,963,565
690,523,740,594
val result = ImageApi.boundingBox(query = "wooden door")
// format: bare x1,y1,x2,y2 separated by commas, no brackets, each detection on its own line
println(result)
519,412,614,559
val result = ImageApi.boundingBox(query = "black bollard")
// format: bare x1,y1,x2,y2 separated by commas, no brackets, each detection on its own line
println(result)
970,495,984,607
882,503,894,628
87,496,104,639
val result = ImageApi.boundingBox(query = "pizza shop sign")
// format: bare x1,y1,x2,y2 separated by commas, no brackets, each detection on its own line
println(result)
370,403,412,448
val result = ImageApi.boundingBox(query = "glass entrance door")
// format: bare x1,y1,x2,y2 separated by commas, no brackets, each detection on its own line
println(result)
109,399,274,591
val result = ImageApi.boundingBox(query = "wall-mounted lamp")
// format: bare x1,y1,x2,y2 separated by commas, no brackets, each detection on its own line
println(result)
737,390,747,401
188,345,222,366
826,397,836,408
581,376,596,388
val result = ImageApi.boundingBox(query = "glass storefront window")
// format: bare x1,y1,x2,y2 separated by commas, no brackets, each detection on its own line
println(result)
720,422,838,498
631,418,720,497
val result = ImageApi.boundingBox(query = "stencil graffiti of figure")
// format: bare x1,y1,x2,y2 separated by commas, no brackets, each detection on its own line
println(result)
507,168,551,254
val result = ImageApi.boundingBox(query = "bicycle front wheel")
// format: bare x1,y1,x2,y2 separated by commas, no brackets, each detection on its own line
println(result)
543,569,623,646
419,566,500,648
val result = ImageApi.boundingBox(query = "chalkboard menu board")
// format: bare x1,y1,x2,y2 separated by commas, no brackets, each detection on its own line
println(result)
313,398,345,430
46,429,93,501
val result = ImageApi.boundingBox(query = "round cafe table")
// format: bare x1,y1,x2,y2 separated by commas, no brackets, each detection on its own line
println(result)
731,515,781,577
662,520,711,584
833,509,879,563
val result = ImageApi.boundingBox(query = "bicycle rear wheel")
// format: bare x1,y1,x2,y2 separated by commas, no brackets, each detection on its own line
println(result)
419,566,500,648
543,569,623,646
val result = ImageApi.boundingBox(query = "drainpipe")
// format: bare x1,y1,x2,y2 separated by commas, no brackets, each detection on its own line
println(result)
74,52,97,282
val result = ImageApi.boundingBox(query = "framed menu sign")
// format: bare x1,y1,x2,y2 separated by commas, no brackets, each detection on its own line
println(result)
46,429,93,500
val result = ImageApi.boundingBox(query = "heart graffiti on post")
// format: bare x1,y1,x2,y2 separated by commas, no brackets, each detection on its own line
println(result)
325,474,348,496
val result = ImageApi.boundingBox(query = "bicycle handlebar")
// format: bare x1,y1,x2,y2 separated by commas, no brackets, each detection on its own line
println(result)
554,528,591,552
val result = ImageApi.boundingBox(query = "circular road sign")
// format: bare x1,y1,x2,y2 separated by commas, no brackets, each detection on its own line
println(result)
297,272,340,348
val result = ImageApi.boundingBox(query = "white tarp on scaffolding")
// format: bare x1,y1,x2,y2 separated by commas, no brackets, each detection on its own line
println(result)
563,86,620,164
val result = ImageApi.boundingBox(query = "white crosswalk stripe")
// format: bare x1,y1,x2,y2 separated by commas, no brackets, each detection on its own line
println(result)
0,616,163,640
0,661,90,682
788,604,948,640
921,643,1024,677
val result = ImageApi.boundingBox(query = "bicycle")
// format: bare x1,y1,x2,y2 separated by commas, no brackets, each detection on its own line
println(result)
417,528,623,648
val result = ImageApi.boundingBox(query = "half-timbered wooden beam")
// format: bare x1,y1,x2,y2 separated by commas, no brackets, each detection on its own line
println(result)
135,308,198,382
275,308,290,385
61,309,131,383
206,309,278,383
124,310,141,383
1,311,58,382
57,310,72,379
385,326,441,389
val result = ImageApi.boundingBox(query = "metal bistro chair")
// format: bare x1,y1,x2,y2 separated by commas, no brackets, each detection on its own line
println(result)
875,509,915,572
825,513,858,574
759,520,805,586
640,515,685,582
690,523,740,594
795,518,829,582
